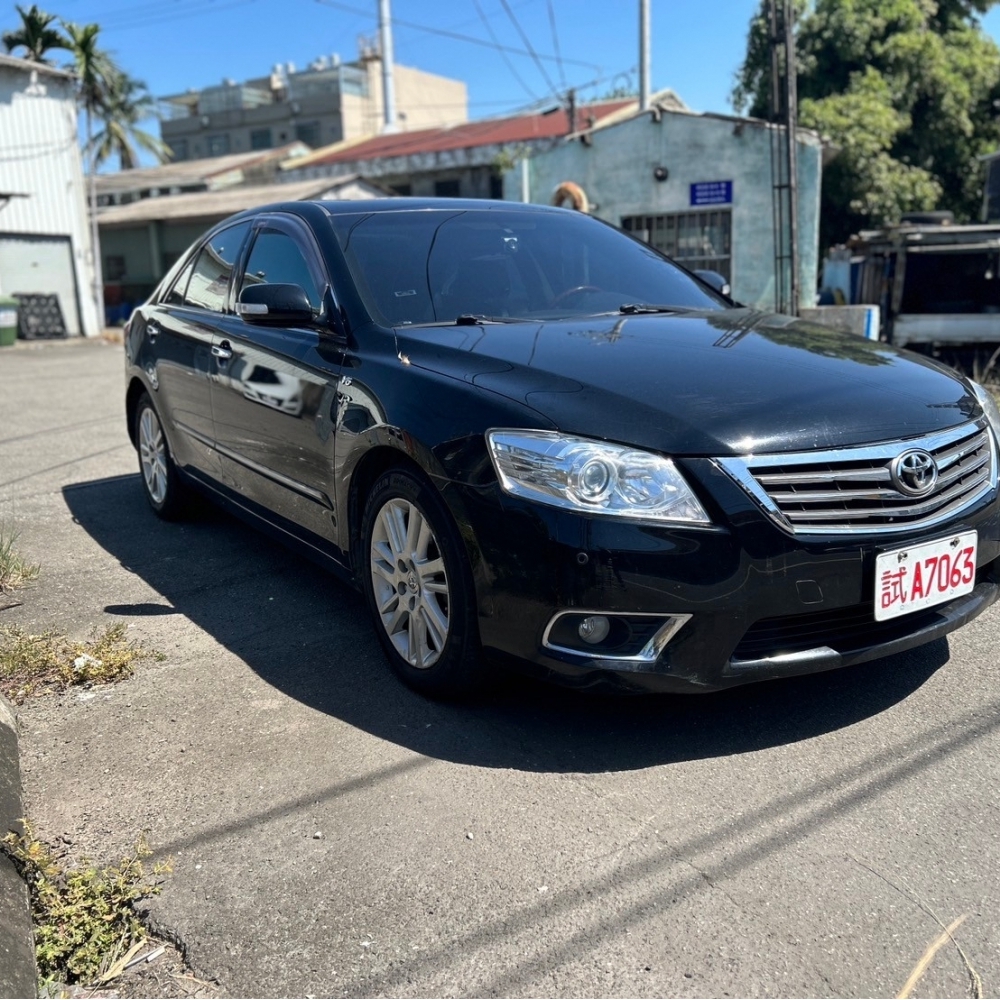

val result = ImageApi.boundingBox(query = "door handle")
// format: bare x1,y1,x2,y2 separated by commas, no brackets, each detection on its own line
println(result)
212,341,233,361
147,321,161,342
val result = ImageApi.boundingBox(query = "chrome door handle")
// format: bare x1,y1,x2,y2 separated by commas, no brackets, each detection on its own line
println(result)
147,321,161,341
212,341,233,361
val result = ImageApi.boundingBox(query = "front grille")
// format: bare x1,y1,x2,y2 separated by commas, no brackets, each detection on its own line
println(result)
732,603,945,660
717,421,997,535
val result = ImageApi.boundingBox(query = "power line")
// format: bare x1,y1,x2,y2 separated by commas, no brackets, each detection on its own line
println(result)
545,0,567,91
472,0,540,103
289,67,637,167
312,0,600,72
98,0,258,32
498,0,559,97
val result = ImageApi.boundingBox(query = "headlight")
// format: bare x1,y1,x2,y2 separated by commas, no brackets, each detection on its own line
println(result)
486,429,712,525
971,380,1000,437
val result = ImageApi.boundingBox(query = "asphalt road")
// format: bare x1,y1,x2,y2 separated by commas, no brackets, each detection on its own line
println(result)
1,338,999,999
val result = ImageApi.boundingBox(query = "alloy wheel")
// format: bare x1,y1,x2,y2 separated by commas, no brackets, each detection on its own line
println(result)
369,497,450,669
138,406,169,506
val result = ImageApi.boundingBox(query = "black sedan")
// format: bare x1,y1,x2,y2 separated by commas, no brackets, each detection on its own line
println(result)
124,199,1000,696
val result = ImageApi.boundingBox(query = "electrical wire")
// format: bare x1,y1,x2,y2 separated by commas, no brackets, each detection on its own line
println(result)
498,0,559,97
312,0,600,72
471,0,540,102
98,0,258,31
287,67,637,167
546,0,567,90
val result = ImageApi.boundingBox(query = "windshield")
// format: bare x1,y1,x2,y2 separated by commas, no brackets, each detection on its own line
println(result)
330,208,725,326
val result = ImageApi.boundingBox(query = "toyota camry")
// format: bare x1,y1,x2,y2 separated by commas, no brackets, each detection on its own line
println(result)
124,199,1000,696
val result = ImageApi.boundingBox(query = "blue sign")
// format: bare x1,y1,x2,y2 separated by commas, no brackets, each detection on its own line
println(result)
690,180,733,206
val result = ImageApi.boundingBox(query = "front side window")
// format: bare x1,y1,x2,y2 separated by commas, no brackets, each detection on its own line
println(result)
240,229,323,310
184,221,251,312
331,208,724,327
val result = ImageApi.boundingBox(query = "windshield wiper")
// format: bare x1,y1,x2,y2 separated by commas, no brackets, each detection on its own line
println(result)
454,313,521,325
618,303,691,315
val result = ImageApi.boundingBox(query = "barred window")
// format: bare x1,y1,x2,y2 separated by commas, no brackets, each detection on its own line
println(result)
621,210,732,282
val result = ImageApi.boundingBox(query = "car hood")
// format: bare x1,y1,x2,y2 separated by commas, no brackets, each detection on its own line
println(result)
397,309,979,456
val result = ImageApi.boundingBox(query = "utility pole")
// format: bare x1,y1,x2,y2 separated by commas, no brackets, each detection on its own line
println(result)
639,0,650,111
768,0,799,314
378,0,397,133
783,0,799,314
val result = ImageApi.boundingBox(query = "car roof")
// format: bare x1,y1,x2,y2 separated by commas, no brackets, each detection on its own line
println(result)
232,197,578,221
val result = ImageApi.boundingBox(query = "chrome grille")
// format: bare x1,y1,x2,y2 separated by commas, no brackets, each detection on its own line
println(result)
716,421,997,536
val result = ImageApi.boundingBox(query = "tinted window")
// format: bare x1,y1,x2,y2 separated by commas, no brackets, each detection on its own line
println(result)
241,229,323,310
331,209,724,327
184,221,250,312
164,257,195,306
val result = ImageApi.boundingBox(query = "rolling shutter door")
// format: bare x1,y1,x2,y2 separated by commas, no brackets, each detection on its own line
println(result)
0,234,82,336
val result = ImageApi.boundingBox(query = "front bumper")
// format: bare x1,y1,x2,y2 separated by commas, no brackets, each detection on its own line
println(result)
447,458,1000,693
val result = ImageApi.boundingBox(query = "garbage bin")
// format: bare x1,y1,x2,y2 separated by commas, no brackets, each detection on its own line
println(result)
0,296,18,348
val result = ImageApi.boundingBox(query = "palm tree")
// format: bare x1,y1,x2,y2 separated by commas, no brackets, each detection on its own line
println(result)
63,20,111,325
91,70,172,170
1,4,68,63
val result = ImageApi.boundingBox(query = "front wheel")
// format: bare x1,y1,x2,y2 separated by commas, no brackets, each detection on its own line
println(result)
134,393,189,520
361,468,485,697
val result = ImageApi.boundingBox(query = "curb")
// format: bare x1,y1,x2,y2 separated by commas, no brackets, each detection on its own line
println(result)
0,695,36,998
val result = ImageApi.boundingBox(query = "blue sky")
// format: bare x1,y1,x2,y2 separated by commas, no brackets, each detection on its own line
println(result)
13,0,1000,139
46,0,764,117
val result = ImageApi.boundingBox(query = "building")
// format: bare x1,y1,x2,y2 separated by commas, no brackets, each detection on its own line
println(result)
97,167,389,317
159,49,467,163
0,53,100,337
94,144,311,209
279,97,654,199
505,92,824,312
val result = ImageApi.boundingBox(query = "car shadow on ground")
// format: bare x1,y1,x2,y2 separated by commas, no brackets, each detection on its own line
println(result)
64,474,949,774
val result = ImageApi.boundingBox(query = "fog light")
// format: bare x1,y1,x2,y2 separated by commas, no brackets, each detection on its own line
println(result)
578,615,611,644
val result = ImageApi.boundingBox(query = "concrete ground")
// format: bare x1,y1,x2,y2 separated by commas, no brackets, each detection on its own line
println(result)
1,338,999,999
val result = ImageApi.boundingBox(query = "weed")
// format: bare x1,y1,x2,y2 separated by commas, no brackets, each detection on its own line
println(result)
1,824,171,987
0,524,39,594
0,622,165,703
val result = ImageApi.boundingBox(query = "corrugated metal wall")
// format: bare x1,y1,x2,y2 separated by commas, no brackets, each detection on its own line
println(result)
0,61,100,336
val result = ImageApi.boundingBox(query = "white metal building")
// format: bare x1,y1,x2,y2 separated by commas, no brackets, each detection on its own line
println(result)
0,53,99,338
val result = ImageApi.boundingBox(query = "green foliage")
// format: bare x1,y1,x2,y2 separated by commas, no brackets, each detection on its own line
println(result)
0,525,39,594
1,824,170,986
2,7,170,169
91,69,172,169
0,622,164,703
1,4,68,63
733,0,1000,244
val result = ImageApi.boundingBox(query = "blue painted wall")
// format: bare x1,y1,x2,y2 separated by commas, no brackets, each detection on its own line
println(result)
503,109,822,312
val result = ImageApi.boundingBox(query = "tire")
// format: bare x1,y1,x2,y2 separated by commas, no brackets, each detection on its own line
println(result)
134,392,189,520
360,467,486,697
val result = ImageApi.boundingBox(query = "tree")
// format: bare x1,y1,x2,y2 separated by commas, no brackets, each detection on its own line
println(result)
1,3,68,63
91,70,171,170
733,0,1000,245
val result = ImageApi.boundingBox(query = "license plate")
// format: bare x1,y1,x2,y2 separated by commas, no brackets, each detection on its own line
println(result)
874,531,977,621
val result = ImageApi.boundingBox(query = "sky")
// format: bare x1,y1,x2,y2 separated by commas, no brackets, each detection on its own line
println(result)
11,0,1000,154
8,0,762,122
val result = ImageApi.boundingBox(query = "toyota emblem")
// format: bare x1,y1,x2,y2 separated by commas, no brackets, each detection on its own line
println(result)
890,449,938,497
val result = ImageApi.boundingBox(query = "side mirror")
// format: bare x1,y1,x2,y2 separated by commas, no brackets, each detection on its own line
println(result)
693,269,732,298
237,283,315,326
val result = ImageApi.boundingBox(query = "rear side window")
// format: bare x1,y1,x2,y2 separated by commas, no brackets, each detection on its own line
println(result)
240,228,323,309
183,221,251,312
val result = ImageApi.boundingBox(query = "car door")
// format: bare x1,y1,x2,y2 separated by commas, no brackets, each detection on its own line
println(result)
209,214,345,547
145,220,251,479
